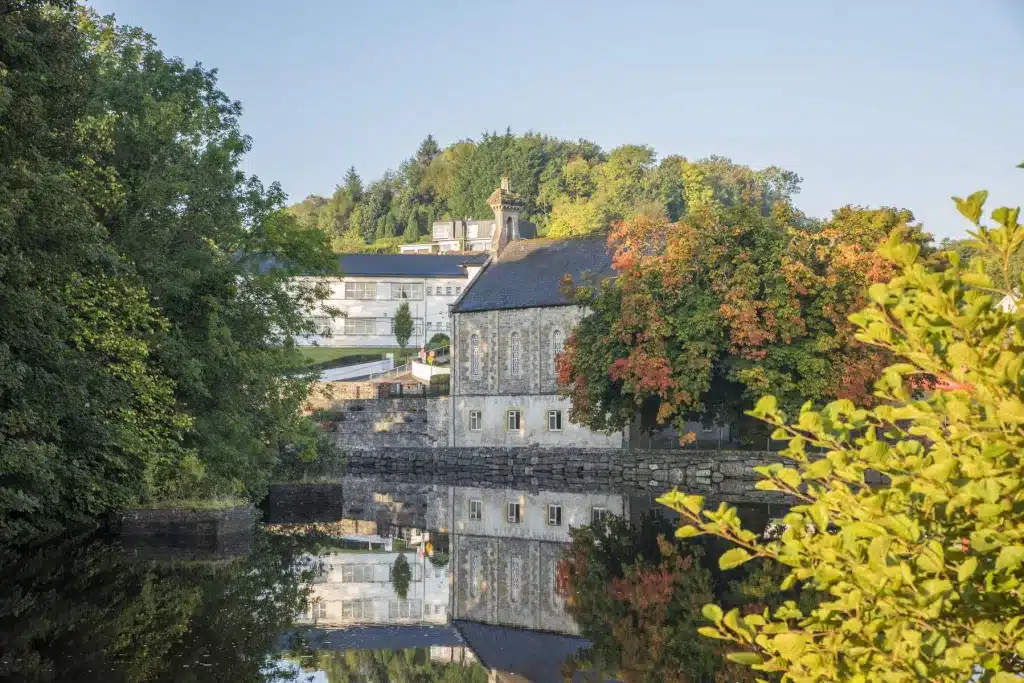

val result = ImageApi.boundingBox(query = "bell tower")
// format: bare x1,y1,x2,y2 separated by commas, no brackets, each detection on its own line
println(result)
487,171,525,261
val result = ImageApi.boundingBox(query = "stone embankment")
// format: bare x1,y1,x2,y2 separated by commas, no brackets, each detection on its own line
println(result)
337,447,789,504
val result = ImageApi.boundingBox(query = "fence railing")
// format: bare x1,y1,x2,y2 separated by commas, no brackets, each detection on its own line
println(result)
369,362,409,382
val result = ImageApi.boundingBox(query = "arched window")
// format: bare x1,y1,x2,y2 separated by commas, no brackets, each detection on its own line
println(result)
505,215,514,239
551,329,564,373
469,334,480,378
510,331,522,377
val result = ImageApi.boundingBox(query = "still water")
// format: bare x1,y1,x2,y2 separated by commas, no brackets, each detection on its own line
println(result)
0,476,781,683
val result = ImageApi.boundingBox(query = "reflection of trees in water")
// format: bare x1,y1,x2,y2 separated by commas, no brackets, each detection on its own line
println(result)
562,511,810,683
302,649,488,683
0,530,323,682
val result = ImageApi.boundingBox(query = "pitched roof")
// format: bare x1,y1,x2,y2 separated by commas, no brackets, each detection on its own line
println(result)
453,621,592,683
335,252,488,278
452,237,614,313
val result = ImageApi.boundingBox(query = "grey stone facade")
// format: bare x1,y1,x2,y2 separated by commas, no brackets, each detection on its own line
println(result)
338,447,792,505
331,397,450,449
453,535,572,634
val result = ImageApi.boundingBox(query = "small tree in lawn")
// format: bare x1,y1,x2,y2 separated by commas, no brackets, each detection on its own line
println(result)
391,553,411,600
658,187,1024,682
393,302,414,361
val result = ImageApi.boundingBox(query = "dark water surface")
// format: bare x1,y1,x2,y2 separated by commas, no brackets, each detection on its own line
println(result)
0,476,780,682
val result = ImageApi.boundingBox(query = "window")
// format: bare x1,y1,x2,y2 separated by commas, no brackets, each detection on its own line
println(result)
388,600,422,619
389,562,423,582
469,334,480,377
455,286,462,294
425,321,432,331
469,410,482,431
547,410,562,431
445,286,453,296
470,553,480,598
345,281,377,299
510,331,522,377
391,283,423,300
425,286,432,296
551,329,564,372
311,316,331,335
341,564,376,583
469,499,482,521
507,501,522,523
341,599,373,619
345,318,378,336
547,504,562,526
506,409,522,431
312,601,327,619
591,507,608,523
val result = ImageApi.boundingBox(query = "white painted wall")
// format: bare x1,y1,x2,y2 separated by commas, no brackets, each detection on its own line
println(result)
452,487,624,543
319,358,393,381
295,275,469,349
296,550,449,627
453,395,622,448
411,361,450,382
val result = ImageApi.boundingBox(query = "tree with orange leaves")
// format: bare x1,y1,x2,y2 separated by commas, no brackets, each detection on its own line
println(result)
558,195,930,442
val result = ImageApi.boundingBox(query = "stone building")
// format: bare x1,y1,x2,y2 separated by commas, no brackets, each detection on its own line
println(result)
448,178,622,448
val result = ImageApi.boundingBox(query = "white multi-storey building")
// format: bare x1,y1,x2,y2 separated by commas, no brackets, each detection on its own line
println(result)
296,550,449,627
295,253,488,349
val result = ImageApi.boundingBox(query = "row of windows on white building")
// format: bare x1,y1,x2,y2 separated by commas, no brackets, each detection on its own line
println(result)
468,408,562,432
466,499,608,527
340,282,462,301
310,317,452,336
303,599,446,620
468,329,564,378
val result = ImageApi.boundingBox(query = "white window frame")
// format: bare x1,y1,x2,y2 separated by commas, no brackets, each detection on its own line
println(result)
345,281,377,300
425,286,432,296
547,504,562,526
507,501,522,524
311,315,331,335
390,282,423,300
469,410,482,431
591,507,608,524
469,499,482,521
445,285,453,296
506,409,522,431
345,318,379,336
547,410,562,431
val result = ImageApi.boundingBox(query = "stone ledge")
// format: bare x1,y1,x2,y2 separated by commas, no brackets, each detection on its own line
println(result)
114,505,259,538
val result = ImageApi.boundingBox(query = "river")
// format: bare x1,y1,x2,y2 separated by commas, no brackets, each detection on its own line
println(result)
0,475,786,682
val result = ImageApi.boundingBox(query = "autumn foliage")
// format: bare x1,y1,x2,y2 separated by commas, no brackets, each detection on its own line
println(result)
558,198,929,440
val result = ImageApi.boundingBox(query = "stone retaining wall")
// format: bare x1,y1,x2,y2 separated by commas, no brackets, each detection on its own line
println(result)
338,447,790,504
331,397,450,449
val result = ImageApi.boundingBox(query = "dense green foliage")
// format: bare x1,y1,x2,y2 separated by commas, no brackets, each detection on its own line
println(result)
0,530,319,681
289,648,489,683
558,178,931,442
393,302,414,351
0,3,334,543
659,188,1024,681
287,128,804,253
391,552,412,599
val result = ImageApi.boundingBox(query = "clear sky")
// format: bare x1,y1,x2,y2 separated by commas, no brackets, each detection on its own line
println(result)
86,0,1024,240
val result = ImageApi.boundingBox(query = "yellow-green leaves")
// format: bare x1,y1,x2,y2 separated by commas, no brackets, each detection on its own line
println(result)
953,190,988,225
660,182,1024,682
719,548,753,570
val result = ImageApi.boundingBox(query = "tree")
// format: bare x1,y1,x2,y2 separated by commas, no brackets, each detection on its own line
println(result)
403,211,421,242
557,196,927,443
659,188,1024,682
393,303,414,353
391,554,411,600
343,166,362,201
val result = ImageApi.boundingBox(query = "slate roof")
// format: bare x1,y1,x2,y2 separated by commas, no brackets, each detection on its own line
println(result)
453,621,594,683
335,253,488,278
279,625,463,652
452,237,614,313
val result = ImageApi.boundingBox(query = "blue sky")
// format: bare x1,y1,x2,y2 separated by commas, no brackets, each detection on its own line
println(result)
87,0,1024,240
